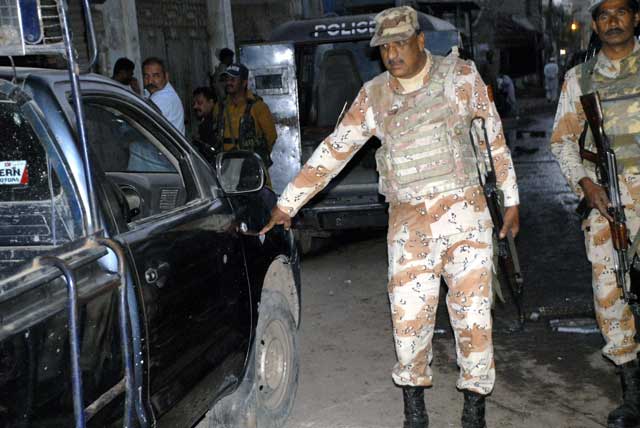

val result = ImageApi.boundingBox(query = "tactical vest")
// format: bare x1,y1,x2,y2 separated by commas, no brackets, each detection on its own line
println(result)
216,97,272,167
579,49,640,175
372,54,478,203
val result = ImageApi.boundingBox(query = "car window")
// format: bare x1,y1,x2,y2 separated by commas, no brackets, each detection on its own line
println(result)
299,40,383,128
82,101,196,224
83,103,177,174
0,99,81,248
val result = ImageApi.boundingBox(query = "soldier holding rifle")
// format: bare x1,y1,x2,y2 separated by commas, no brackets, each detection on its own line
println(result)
551,1,640,426
260,6,520,427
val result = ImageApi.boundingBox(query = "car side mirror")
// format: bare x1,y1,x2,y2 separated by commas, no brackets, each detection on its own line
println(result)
215,150,265,194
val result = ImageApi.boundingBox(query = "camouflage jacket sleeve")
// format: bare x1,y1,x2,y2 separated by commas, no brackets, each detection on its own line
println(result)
277,88,374,217
457,60,520,207
550,68,588,193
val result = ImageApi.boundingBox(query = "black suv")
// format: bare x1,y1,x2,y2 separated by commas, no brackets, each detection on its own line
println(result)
0,69,300,428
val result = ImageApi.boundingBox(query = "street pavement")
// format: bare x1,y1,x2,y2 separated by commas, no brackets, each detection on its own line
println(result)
285,110,618,428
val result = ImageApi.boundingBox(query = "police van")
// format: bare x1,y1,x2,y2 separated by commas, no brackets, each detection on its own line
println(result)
240,12,461,250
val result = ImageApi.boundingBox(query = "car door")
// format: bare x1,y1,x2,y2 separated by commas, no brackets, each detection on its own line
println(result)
0,78,128,427
81,93,252,424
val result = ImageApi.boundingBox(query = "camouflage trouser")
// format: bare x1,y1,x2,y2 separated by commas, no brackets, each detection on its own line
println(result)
387,202,495,395
585,207,640,365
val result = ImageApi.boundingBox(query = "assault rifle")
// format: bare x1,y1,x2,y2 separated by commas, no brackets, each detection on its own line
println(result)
469,117,525,326
578,92,637,305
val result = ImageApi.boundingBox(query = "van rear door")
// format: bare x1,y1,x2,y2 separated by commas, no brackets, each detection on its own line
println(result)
239,43,302,195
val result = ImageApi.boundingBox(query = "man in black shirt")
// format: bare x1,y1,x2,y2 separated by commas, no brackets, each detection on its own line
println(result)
192,86,219,163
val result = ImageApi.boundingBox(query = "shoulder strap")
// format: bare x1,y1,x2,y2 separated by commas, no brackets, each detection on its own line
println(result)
579,56,598,95
239,98,259,143
224,103,237,147
243,98,255,118
216,102,226,140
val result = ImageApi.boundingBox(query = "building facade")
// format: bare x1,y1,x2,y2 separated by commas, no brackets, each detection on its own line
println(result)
71,0,322,136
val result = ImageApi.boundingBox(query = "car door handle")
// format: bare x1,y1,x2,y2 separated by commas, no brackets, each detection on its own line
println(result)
145,262,170,287
237,222,259,236
145,267,159,284
236,222,267,244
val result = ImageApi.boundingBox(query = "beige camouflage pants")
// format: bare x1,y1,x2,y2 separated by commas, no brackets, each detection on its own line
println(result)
387,202,495,395
584,187,640,365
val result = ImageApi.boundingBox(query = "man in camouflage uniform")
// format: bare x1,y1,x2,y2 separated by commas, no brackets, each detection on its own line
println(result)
550,1,640,427
260,6,519,428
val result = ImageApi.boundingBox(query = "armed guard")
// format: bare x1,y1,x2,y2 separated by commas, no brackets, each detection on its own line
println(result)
260,6,520,428
550,1,640,427
212,63,277,169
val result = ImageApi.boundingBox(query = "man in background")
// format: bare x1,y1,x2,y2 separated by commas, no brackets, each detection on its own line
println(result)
111,57,140,94
211,48,235,102
212,63,277,168
544,57,559,102
142,57,185,135
192,86,219,163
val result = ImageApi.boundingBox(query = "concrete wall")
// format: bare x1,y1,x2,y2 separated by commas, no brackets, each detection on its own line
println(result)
94,0,142,81
571,0,594,49
230,0,323,44
231,0,302,43
208,0,236,71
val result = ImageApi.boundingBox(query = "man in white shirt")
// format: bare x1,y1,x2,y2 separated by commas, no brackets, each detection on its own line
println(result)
543,57,559,102
142,57,185,135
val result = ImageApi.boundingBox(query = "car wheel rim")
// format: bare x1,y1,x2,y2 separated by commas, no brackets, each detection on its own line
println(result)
257,318,292,410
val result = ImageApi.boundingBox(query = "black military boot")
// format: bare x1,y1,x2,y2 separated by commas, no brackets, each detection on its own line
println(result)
608,360,640,428
402,386,428,428
461,391,487,428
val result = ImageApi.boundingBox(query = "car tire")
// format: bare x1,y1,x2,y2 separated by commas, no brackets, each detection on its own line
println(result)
204,289,298,428
254,290,299,428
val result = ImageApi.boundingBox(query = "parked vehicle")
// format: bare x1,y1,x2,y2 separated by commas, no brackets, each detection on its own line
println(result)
0,67,301,428
240,12,461,250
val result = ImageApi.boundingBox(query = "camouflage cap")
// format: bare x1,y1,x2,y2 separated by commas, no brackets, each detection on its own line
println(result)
587,0,637,13
588,0,606,12
370,6,419,47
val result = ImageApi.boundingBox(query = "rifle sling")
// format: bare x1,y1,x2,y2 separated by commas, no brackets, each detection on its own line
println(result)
629,228,640,264
578,120,591,161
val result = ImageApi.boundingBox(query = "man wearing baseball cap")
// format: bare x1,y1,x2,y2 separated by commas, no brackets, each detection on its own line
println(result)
261,6,520,428
211,63,277,168
551,1,640,427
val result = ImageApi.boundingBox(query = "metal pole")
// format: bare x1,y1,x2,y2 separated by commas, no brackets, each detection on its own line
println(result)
80,0,98,72
97,238,137,428
40,256,85,428
57,0,98,235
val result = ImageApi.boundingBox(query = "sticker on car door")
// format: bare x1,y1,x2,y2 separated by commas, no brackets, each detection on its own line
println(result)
0,160,28,185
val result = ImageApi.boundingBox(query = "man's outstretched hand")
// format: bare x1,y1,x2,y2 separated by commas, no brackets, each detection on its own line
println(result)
259,206,292,235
